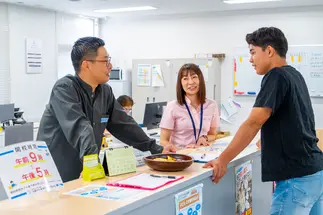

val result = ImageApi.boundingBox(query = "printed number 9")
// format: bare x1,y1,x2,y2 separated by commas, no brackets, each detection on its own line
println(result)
29,152,37,162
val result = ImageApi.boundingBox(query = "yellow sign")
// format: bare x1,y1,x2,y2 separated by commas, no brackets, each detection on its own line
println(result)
82,154,105,182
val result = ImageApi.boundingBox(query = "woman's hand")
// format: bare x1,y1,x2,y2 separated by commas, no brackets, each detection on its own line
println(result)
185,143,197,149
196,136,210,147
185,136,210,148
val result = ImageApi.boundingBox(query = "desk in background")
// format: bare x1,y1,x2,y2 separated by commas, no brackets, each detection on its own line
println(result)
0,125,39,148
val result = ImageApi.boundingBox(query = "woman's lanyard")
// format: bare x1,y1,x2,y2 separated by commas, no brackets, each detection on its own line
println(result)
184,103,203,143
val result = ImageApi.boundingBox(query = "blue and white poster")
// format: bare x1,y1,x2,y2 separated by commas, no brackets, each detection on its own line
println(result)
0,141,63,200
175,183,203,215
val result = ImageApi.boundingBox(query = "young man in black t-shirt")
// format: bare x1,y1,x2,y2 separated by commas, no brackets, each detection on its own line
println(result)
204,27,323,214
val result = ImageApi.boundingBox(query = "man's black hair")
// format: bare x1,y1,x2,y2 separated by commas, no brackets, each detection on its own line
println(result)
71,37,105,73
246,27,288,58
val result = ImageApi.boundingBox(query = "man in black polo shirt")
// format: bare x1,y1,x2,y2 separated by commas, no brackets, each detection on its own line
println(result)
204,27,323,214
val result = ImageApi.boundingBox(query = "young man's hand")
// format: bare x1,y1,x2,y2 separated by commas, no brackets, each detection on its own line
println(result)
203,158,228,184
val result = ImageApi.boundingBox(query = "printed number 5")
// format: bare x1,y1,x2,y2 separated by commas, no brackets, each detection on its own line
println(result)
36,167,43,177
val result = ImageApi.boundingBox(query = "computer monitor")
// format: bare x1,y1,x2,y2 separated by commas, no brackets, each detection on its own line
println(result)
4,123,34,146
0,104,14,123
143,102,167,130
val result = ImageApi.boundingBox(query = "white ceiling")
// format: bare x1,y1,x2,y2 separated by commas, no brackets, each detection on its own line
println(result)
1,0,323,18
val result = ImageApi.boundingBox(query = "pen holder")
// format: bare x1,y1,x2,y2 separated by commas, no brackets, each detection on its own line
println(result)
83,154,105,182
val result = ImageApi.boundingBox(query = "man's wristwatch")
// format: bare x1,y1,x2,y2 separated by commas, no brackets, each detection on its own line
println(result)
201,135,208,142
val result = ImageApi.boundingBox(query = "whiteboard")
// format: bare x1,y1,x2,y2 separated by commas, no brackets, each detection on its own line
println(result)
233,45,323,97
287,45,323,97
233,47,262,96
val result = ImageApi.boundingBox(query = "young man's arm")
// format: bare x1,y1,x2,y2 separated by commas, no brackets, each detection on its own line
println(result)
204,69,289,183
203,108,271,183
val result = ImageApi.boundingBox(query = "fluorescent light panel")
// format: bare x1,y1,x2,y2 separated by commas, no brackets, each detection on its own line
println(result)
94,6,156,13
223,0,281,4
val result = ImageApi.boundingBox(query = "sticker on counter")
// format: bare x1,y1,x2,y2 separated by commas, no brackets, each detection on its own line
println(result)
64,184,146,201
175,183,203,215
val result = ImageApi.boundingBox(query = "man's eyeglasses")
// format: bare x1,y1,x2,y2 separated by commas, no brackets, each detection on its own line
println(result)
85,56,112,67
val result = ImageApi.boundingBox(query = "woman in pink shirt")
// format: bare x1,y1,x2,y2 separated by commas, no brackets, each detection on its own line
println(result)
160,63,220,149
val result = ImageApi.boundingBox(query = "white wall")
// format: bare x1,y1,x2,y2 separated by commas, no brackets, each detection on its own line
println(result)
0,3,10,104
8,5,57,122
56,13,95,79
1,5,95,122
100,7,323,133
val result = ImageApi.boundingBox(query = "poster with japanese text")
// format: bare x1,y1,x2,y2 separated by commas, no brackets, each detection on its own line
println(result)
0,141,63,200
235,160,252,215
137,64,151,86
151,64,164,87
26,38,43,74
175,183,203,215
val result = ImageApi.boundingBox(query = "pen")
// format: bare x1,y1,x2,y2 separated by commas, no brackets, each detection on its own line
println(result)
107,183,142,189
150,174,176,179
201,153,206,159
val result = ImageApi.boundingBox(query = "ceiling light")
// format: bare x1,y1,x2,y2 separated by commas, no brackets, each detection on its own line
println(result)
223,0,281,4
93,6,156,13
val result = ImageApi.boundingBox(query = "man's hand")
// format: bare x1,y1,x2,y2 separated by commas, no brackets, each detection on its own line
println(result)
162,144,177,153
196,136,210,147
203,158,228,184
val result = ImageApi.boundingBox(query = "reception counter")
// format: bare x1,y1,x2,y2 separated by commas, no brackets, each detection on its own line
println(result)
0,144,272,215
